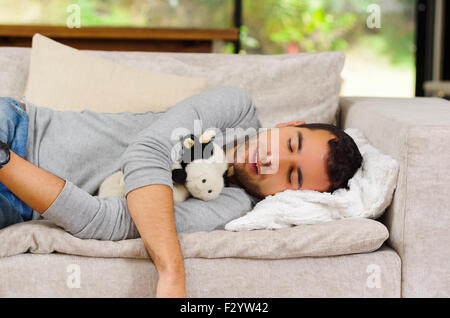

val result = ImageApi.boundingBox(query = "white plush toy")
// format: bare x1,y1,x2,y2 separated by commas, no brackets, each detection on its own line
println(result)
98,130,231,202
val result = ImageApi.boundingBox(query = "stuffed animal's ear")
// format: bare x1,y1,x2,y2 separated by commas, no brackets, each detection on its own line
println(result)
183,137,195,149
172,168,187,183
199,130,216,143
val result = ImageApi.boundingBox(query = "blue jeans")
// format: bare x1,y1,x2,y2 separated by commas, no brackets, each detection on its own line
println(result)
0,97,33,229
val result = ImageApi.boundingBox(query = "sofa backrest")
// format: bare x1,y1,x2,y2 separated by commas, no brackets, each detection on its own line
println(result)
0,46,344,128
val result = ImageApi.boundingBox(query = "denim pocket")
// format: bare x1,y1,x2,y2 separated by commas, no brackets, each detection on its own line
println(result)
4,97,27,118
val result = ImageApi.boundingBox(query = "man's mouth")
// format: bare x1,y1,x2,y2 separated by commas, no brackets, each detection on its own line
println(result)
249,148,259,174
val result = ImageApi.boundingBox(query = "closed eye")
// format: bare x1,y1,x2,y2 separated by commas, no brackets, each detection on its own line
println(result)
297,167,302,189
288,132,303,188
288,138,293,152
288,132,303,153
296,131,303,188
288,167,302,189
288,167,293,184
288,138,295,185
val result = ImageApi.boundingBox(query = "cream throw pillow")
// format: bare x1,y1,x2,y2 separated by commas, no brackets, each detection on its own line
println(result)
23,33,208,112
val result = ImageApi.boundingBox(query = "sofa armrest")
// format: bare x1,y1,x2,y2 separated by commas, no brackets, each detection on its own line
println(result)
339,96,450,297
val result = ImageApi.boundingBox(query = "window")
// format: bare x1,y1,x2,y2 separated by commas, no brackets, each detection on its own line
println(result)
0,0,234,28
241,0,416,97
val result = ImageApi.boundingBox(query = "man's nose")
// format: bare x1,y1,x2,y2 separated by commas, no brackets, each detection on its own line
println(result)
261,151,293,167
259,152,275,174
260,150,292,174
260,151,272,166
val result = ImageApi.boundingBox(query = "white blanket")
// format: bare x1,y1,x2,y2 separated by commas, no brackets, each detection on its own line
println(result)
225,128,399,231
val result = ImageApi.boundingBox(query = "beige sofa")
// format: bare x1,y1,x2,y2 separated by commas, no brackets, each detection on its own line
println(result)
0,47,449,298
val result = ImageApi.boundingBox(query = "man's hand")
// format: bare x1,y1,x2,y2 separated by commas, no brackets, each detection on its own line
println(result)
126,184,187,298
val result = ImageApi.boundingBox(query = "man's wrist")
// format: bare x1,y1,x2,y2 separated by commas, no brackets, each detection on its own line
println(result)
158,262,186,278
0,140,11,169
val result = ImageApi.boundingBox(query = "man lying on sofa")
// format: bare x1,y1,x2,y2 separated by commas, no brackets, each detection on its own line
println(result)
0,86,362,297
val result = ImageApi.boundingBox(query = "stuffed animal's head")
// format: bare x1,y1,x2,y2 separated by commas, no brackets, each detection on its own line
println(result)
172,131,229,201
184,160,226,201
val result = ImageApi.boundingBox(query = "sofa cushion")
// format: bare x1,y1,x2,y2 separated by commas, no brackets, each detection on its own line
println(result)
0,218,388,259
0,247,401,297
23,33,208,113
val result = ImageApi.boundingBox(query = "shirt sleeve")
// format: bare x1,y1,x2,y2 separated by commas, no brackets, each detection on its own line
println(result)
173,186,257,233
41,179,140,241
41,178,257,240
120,86,261,196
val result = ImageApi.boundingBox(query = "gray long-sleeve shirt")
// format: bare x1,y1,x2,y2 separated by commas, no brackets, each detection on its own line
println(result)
24,86,262,240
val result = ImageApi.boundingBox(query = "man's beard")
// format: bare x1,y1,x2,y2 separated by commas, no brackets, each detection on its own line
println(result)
231,136,265,199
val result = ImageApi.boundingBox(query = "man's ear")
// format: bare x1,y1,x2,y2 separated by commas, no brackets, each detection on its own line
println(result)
275,120,306,128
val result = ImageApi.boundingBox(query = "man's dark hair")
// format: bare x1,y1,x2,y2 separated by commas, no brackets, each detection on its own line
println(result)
296,123,363,193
